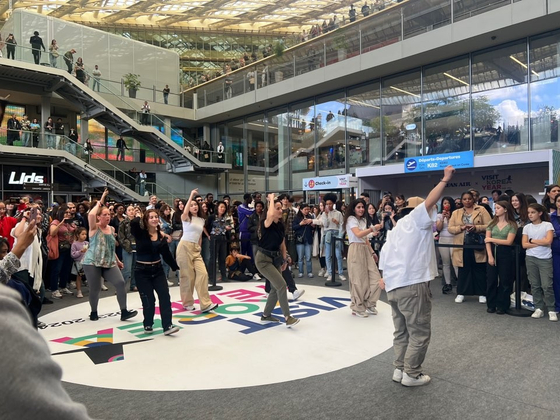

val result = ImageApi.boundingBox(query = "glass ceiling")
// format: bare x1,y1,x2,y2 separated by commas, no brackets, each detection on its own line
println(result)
5,0,373,32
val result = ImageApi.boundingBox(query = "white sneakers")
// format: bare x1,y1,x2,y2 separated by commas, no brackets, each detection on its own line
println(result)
167,280,174,287
326,275,332,281
479,296,487,304
318,268,326,277
454,294,464,303
531,309,544,319
531,309,558,321
292,289,305,301
339,274,347,281
392,368,403,383
253,273,262,281
401,372,431,387
366,307,378,315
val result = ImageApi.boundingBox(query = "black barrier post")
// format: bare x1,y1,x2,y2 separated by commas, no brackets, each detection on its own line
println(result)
208,236,223,292
507,244,531,317
325,236,342,287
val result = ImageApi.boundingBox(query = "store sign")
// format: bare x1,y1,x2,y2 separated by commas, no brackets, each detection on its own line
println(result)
302,174,358,191
8,171,45,185
404,151,474,173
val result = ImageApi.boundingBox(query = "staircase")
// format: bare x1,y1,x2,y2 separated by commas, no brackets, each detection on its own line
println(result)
0,59,231,173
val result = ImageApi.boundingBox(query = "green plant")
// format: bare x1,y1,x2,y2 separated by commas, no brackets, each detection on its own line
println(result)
123,73,141,90
333,33,348,51
273,41,285,57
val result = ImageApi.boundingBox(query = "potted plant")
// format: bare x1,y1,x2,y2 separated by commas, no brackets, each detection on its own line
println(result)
273,41,285,57
123,73,141,98
333,32,349,61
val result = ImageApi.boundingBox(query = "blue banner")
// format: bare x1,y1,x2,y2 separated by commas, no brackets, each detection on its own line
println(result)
404,151,474,173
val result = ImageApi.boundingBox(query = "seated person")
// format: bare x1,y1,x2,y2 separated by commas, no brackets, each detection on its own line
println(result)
225,246,259,281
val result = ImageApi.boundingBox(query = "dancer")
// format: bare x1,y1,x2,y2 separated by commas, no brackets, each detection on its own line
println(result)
379,165,455,387
176,188,218,312
255,192,300,327
131,208,180,335
82,189,137,321
343,198,382,318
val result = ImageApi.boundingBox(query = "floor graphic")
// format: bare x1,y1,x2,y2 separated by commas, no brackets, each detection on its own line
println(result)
39,284,394,391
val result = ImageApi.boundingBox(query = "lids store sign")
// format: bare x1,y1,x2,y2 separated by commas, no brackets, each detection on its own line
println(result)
4,168,50,190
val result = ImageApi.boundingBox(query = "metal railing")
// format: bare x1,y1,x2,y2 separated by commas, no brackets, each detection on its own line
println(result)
191,0,523,108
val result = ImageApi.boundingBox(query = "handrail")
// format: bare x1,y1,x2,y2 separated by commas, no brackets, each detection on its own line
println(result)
0,127,177,197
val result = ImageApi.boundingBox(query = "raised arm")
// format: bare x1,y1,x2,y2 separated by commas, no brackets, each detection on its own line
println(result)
88,188,109,234
182,188,198,222
424,166,455,212
264,193,276,228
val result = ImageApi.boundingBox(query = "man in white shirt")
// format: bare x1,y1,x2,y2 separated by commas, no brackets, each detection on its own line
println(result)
146,195,158,210
379,165,455,387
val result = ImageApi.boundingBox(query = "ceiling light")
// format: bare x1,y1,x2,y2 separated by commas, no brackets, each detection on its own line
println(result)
390,86,421,98
443,72,469,86
510,55,539,77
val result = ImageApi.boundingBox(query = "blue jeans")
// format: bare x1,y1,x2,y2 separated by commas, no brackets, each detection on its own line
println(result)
46,134,55,149
122,250,136,289
49,247,72,291
297,243,312,275
325,232,343,276
21,131,31,147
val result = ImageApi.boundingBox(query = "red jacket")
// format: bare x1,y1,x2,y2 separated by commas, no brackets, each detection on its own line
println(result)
0,215,17,248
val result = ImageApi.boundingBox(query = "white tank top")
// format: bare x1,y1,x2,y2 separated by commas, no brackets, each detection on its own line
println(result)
181,217,205,243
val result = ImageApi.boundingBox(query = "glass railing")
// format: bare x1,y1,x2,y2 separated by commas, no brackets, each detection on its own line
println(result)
0,43,228,164
0,127,180,197
192,0,522,108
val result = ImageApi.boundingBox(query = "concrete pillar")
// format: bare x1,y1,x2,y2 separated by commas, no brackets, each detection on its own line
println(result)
80,116,89,150
203,123,211,147
164,117,172,138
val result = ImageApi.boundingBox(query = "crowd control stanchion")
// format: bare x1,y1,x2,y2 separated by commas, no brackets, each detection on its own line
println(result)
325,236,343,287
208,236,223,292
507,244,531,317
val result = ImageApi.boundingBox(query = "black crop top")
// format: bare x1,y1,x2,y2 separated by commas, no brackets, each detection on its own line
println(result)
258,219,285,251
130,217,179,271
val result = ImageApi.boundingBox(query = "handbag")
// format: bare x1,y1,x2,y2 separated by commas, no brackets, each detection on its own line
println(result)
464,230,484,246
47,233,59,260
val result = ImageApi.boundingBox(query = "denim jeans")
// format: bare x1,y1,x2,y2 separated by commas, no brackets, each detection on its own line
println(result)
324,232,343,276
134,263,173,330
46,134,55,149
121,250,136,290
49,247,72,291
297,243,312,275
21,131,31,147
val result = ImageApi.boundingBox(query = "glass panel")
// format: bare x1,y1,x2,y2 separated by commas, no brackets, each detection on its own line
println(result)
347,82,382,168
246,114,266,194
423,57,471,155
224,119,245,193
289,100,315,191
454,0,512,23
403,0,451,40
471,42,529,155
294,40,324,76
360,8,402,54
267,108,290,192
381,71,422,163
316,93,347,173
529,32,560,150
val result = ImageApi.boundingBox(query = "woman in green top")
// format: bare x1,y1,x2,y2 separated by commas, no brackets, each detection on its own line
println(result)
484,201,517,314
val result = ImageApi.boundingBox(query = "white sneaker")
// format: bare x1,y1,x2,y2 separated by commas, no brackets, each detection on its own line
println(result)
307,273,314,278
339,274,347,281
392,368,403,383
326,275,332,281
549,311,558,322
183,305,196,311
167,280,174,287
292,289,305,301
455,295,465,303
323,270,330,278
479,296,487,304
70,281,77,289
352,311,369,318
318,268,325,277
76,291,84,298
101,284,109,291
401,372,431,387
366,307,378,315
60,287,73,295
51,290,63,299
201,302,218,313
532,308,544,319
253,273,262,281
297,273,303,278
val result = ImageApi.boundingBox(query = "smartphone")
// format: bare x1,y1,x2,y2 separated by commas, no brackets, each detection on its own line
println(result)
29,207,38,224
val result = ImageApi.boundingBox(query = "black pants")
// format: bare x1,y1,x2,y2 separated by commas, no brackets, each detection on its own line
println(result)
32,50,41,64
265,266,296,294
457,248,487,296
486,245,515,311
229,259,257,281
134,263,173,330
7,46,15,59
212,237,228,279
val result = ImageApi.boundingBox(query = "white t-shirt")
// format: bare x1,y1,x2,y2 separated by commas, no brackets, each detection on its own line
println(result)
523,221,553,259
346,216,367,244
181,217,205,243
379,204,438,292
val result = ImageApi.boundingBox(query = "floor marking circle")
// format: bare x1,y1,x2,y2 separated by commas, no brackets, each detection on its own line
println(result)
39,284,394,391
